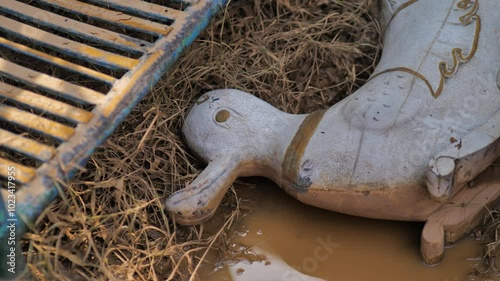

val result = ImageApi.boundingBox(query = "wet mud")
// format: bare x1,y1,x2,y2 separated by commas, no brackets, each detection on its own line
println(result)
198,179,494,281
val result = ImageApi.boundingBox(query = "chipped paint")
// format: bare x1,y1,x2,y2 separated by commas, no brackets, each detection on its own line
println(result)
90,0,184,22
101,50,164,117
0,158,36,184
0,0,149,53
283,110,325,191
0,37,115,84
0,129,55,162
0,58,105,105
39,0,173,36
77,45,139,70
0,105,75,142
0,81,93,124
0,15,138,70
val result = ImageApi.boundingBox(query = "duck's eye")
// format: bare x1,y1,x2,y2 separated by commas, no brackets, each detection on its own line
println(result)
215,109,230,123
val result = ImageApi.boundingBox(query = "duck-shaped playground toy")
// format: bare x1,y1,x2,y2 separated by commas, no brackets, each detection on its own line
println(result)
166,0,500,264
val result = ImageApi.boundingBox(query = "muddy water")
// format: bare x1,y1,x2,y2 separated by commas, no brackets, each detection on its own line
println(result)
198,179,493,281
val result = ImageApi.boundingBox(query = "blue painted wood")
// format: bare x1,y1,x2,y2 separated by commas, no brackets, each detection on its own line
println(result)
0,0,230,278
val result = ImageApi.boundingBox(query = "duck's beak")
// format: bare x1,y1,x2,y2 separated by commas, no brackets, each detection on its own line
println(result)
165,155,240,225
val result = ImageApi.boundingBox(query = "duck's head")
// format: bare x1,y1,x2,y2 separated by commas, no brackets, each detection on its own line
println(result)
181,89,281,163
165,89,292,225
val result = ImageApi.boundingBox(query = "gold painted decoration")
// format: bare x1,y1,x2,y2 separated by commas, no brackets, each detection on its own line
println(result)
372,0,481,98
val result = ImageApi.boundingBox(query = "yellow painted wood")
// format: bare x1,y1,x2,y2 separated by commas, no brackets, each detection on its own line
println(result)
0,58,105,105
0,105,75,142
102,50,163,117
0,15,139,70
0,129,55,162
1,0,150,53
90,0,184,21
0,81,93,124
0,37,115,84
39,0,172,36
0,158,36,184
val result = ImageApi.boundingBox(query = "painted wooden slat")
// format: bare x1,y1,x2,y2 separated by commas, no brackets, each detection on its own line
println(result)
86,0,184,21
0,58,105,105
0,129,55,162
37,0,172,36
0,0,151,53
0,158,36,184
0,37,115,84
0,82,93,124
0,104,75,141
0,15,139,70
0,105,75,142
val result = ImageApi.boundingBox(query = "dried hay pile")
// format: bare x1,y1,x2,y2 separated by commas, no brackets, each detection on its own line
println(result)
469,202,500,279
19,0,497,280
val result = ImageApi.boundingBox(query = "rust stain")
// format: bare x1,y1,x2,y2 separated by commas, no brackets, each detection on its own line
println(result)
282,110,325,188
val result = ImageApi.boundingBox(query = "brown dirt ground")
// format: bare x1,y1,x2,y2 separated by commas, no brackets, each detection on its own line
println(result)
18,0,498,280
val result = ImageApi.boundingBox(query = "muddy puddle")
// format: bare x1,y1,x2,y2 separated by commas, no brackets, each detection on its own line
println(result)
197,179,495,281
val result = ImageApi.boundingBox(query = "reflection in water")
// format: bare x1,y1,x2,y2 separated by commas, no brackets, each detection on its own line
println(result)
199,179,492,281
225,246,326,281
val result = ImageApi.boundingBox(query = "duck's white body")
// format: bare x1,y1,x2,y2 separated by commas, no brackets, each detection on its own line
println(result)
166,0,500,264
314,0,499,192
284,0,500,220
